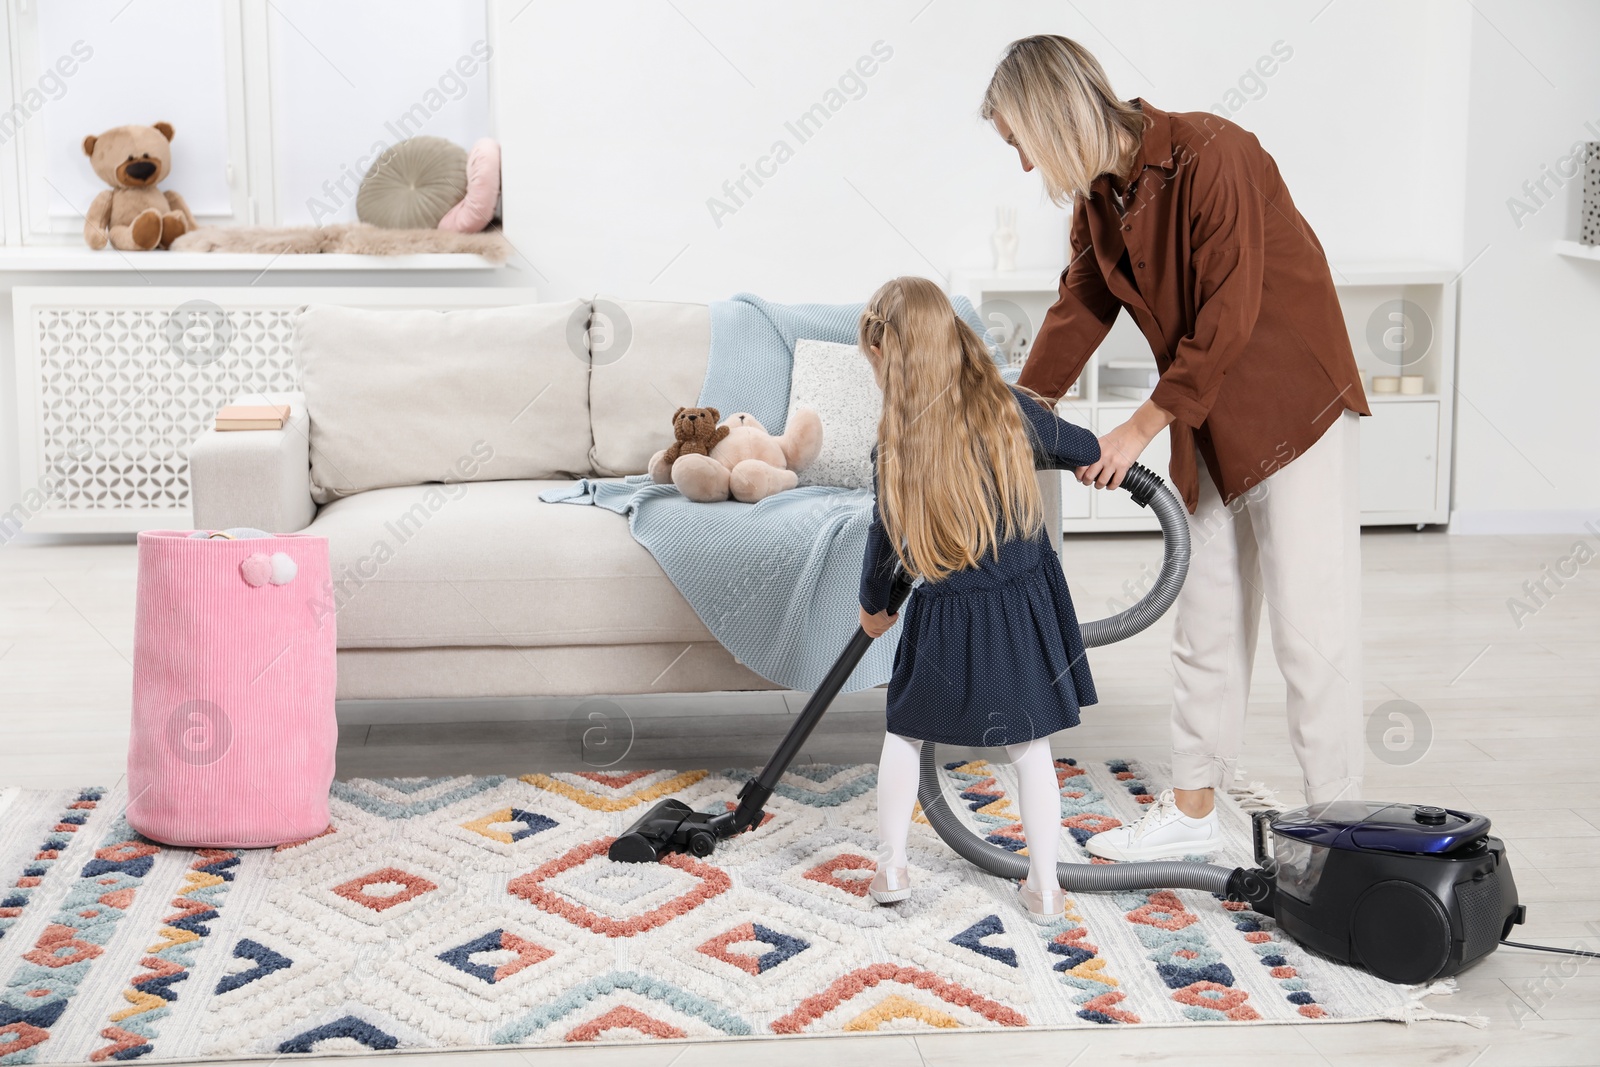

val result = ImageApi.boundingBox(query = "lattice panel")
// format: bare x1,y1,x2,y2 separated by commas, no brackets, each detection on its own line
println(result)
29,304,299,517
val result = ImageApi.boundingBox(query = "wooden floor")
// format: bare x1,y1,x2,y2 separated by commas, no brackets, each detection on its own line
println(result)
3,529,1598,1066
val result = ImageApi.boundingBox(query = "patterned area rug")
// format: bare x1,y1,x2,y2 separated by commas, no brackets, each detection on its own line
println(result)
0,758,1462,1061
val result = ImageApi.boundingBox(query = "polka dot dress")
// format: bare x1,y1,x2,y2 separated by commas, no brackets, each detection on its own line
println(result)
860,387,1102,747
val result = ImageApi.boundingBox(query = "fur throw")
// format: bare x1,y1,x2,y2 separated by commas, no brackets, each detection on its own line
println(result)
171,222,512,262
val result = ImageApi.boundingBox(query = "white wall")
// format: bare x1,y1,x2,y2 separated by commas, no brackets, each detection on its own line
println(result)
492,0,1470,303
1451,0,1600,529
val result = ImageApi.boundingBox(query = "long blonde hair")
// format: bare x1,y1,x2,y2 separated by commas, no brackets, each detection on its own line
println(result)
980,35,1145,205
861,277,1042,583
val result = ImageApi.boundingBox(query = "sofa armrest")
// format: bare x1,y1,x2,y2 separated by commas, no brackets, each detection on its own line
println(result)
187,392,316,533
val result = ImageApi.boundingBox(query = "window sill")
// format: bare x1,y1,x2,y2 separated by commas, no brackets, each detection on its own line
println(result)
0,247,509,273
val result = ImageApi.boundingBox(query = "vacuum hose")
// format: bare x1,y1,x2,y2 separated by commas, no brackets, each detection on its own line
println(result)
915,462,1240,896
1077,464,1191,648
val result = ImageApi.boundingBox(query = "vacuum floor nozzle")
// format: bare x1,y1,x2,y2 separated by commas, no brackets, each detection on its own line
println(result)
608,798,712,863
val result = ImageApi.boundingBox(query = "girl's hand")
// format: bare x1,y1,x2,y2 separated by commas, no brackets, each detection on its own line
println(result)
860,606,898,638
1075,399,1174,490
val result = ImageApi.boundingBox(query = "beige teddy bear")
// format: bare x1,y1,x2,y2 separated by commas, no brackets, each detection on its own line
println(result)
81,122,197,251
649,408,824,503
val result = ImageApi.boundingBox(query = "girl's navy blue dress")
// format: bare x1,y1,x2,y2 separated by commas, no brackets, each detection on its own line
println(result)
860,386,1102,747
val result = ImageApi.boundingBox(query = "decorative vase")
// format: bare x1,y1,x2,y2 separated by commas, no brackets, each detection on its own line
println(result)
992,207,1018,272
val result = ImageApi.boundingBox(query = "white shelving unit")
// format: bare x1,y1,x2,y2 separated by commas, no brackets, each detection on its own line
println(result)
954,264,1459,532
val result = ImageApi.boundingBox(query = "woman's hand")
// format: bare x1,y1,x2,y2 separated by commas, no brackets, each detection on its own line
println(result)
1075,399,1175,490
860,606,898,638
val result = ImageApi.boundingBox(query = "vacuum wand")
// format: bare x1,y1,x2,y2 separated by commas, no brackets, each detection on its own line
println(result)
722,565,917,835
608,564,917,863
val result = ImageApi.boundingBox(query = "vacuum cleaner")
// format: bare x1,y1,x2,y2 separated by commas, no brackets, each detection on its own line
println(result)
610,462,1528,985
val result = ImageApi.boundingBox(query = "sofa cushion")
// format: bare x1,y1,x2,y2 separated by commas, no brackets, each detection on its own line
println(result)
303,479,712,648
295,300,592,503
587,297,710,476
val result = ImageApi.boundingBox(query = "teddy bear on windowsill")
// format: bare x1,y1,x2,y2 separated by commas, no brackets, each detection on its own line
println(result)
81,122,197,251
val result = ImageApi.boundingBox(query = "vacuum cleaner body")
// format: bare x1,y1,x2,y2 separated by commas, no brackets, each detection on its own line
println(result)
1252,802,1524,985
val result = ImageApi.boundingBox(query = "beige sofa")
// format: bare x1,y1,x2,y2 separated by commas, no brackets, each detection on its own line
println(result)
187,296,1060,701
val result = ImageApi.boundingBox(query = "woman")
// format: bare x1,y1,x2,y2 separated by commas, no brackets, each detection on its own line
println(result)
984,35,1369,859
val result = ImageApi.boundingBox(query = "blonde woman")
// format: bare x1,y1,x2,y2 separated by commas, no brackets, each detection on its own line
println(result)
856,276,1101,922
985,35,1369,859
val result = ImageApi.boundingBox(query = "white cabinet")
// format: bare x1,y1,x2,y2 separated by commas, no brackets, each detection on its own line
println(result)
1359,400,1442,519
1056,396,1094,520
1059,473,1093,520
1092,404,1176,523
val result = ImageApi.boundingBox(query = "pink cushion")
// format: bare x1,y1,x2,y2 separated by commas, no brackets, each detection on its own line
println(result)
127,530,337,848
437,137,501,233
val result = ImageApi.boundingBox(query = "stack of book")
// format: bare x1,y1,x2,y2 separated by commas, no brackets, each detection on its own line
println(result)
1100,361,1159,401
214,404,291,431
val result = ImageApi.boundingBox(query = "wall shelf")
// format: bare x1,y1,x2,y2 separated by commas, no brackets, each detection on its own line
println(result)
1554,239,1600,262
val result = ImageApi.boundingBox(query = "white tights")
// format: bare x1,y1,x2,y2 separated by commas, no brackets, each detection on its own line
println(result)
876,732,1061,893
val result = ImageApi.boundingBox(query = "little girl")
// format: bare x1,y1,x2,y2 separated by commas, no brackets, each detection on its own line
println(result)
857,276,1101,923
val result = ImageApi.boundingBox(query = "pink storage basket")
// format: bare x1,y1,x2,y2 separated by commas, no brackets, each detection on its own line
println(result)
128,530,337,848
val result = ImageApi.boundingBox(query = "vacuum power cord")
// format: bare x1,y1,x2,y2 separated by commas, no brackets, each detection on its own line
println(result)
1499,939,1600,959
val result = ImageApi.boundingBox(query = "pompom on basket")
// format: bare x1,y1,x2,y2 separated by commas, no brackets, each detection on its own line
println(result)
128,530,337,848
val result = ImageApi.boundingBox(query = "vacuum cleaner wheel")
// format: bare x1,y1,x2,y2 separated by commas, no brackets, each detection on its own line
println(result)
1350,880,1453,984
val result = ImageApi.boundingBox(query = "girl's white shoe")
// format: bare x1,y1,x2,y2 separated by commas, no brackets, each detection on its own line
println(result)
1084,788,1221,861
1017,880,1067,924
869,864,911,904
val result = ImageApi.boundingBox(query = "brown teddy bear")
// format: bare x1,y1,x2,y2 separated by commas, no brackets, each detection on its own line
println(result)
659,406,730,466
81,122,197,251
649,408,823,503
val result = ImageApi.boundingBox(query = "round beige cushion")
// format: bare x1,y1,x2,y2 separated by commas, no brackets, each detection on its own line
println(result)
356,136,469,230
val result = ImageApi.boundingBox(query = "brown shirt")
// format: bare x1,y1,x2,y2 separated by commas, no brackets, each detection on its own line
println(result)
1018,99,1369,512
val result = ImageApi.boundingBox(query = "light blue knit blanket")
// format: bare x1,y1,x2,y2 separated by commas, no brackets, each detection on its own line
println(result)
698,292,990,432
539,293,995,692
539,475,894,692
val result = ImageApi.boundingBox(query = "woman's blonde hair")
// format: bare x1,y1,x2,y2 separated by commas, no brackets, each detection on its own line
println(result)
980,35,1146,205
860,276,1042,583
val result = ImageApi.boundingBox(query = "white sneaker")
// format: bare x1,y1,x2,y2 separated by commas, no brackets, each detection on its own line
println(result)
1084,789,1220,861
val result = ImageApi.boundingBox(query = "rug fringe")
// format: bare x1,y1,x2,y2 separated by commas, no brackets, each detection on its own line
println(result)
1401,977,1489,1027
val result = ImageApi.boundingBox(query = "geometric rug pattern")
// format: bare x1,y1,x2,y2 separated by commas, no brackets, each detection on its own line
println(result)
0,760,1453,1061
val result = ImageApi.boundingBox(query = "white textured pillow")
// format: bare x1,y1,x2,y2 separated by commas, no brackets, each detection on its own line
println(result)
787,338,881,489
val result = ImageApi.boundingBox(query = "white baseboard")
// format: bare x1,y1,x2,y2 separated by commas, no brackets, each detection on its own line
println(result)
1449,509,1600,536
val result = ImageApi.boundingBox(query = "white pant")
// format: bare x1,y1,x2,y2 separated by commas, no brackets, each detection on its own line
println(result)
1169,411,1364,805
